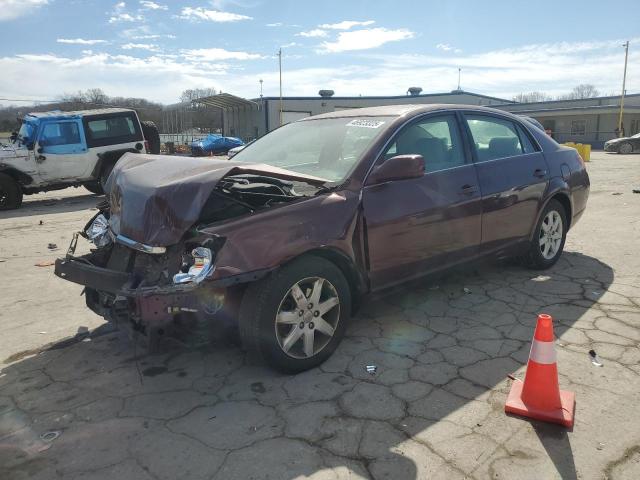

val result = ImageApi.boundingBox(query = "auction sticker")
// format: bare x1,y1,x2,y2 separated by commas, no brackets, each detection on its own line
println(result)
347,119,386,129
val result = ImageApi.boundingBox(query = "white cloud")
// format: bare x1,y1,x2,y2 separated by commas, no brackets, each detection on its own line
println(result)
436,43,462,54
296,29,328,38
0,0,48,21
121,42,160,52
266,22,282,27
130,33,176,39
1,38,638,106
181,47,263,61
318,20,375,30
109,12,144,23
57,38,108,45
319,27,414,53
139,1,167,10
177,7,252,22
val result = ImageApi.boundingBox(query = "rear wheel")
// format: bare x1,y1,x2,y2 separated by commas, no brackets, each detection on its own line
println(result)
99,162,117,193
238,255,351,373
0,173,23,210
523,199,567,269
618,142,633,154
141,121,161,154
84,181,103,195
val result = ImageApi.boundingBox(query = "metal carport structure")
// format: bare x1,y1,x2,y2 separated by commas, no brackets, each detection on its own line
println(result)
193,93,260,141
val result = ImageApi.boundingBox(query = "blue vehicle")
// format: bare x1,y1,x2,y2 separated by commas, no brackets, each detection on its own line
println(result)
191,133,244,156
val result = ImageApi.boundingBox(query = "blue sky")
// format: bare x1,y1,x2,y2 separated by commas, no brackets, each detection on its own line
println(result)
0,0,638,105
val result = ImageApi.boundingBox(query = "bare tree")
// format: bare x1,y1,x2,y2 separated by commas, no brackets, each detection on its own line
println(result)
512,91,552,103
557,84,600,100
84,88,108,104
180,88,217,103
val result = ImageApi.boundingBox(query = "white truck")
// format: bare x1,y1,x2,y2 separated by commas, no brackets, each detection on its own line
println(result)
0,108,160,210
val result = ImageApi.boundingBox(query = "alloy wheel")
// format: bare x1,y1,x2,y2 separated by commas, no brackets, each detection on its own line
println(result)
274,276,340,359
539,210,563,260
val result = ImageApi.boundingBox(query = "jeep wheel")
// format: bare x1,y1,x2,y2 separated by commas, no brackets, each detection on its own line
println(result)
238,255,351,373
84,181,104,195
0,173,23,210
99,163,115,192
141,121,161,154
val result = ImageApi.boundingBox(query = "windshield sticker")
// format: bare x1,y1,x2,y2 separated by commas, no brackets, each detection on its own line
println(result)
347,119,386,129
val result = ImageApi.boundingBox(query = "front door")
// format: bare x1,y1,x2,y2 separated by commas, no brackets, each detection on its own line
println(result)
462,113,550,255
362,113,483,290
36,119,90,182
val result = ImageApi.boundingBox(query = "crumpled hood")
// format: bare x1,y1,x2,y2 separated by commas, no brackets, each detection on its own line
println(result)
106,153,326,247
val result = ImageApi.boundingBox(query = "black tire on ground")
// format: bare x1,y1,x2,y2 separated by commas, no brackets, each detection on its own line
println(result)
618,142,633,154
238,255,351,373
141,121,161,154
523,199,568,270
99,162,116,192
0,172,23,210
84,181,104,195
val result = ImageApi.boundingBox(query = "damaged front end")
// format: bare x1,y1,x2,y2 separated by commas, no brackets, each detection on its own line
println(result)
55,154,328,350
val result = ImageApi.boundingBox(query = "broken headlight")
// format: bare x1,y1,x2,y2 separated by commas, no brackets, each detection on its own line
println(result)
85,214,112,248
173,247,215,285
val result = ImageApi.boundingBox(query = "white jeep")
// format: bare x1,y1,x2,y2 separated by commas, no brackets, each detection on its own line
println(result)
0,108,160,210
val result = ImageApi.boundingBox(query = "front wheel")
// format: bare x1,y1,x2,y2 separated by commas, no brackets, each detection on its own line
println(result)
0,173,23,210
238,255,351,373
523,199,567,269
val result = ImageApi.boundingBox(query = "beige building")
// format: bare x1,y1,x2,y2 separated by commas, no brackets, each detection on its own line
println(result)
195,90,640,148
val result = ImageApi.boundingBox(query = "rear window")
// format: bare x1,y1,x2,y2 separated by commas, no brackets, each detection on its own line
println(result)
83,112,142,148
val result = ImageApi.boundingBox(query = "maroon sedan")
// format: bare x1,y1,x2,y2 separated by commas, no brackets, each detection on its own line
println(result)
55,104,590,372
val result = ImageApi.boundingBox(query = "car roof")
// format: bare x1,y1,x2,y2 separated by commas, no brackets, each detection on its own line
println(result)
26,108,135,120
302,103,517,120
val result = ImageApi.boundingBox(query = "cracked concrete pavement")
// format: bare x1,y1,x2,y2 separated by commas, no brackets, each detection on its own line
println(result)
1,151,639,479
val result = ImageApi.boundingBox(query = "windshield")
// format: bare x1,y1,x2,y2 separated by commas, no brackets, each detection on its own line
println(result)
18,121,36,146
232,116,392,183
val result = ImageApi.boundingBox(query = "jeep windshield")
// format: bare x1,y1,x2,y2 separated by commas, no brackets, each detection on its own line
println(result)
17,120,36,147
231,116,392,183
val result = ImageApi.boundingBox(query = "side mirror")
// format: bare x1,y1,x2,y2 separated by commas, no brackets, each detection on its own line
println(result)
367,154,424,185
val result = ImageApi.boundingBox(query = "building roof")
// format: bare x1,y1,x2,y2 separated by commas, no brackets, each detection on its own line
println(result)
254,90,514,104
26,108,134,118
194,93,258,109
303,103,519,120
499,104,640,116
498,92,640,108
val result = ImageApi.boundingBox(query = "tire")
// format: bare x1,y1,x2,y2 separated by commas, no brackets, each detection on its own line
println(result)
238,255,351,373
0,173,23,210
141,121,161,154
84,181,104,195
523,199,568,270
618,142,633,154
99,162,116,192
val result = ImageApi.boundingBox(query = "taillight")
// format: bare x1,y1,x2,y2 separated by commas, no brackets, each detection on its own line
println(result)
144,140,150,152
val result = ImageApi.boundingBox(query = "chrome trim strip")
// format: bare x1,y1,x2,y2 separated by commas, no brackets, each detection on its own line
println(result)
115,234,166,254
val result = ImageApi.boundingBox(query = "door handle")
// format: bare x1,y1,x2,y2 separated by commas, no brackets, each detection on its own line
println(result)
533,169,547,178
37,155,46,163
459,184,477,196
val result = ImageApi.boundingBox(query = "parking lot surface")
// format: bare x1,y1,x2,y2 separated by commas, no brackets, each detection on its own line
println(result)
1,151,639,479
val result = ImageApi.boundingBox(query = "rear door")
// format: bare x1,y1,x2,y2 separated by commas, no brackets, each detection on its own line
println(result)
362,113,483,290
36,119,91,181
462,113,550,254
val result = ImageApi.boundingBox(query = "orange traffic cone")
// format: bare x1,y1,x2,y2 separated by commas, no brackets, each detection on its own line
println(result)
505,314,575,428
